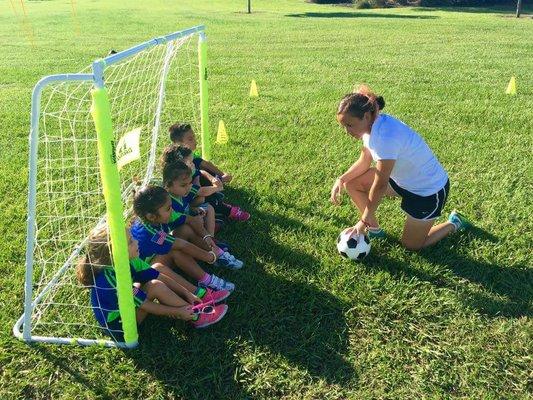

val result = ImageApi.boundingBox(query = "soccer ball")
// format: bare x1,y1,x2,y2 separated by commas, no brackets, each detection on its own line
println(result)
336,228,371,260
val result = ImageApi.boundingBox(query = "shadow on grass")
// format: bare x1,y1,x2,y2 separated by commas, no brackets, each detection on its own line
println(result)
27,187,354,399
286,11,438,19
364,224,531,318
124,186,355,399
414,5,532,15
272,194,530,318
32,345,113,399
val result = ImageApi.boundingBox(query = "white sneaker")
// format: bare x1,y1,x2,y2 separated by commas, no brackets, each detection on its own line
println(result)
214,251,244,270
204,274,235,292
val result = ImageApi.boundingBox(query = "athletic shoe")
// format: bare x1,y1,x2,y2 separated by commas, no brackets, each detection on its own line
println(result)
214,201,232,219
367,227,386,239
202,274,235,292
448,209,471,232
227,205,250,222
191,304,228,328
198,287,231,305
214,251,244,270
214,238,230,252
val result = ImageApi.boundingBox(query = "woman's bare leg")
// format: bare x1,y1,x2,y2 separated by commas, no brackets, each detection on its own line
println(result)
343,167,397,222
401,216,456,251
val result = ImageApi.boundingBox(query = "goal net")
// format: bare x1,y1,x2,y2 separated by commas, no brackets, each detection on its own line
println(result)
14,26,209,348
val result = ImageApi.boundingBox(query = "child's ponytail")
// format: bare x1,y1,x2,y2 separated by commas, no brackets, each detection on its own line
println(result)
75,226,112,287
161,144,193,169
76,254,94,287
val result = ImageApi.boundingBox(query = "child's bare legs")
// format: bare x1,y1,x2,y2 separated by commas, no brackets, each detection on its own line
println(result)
136,279,194,323
174,224,210,251
151,262,196,292
153,239,236,291
151,263,200,303
153,246,214,281
205,204,215,236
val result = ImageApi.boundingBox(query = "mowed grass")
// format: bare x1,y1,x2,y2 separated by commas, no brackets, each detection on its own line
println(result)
1,0,532,399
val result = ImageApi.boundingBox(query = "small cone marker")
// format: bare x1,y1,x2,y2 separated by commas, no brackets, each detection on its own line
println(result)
249,79,259,97
216,120,228,144
505,76,517,95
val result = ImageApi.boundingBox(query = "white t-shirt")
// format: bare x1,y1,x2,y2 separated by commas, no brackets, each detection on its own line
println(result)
362,114,448,196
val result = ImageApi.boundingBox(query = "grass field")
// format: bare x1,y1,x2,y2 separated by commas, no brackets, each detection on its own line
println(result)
1,0,532,399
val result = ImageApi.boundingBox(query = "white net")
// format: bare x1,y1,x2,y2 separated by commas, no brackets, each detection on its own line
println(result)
20,30,203,345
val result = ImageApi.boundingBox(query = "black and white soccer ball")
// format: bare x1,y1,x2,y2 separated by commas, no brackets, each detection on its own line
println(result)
336,228,371,260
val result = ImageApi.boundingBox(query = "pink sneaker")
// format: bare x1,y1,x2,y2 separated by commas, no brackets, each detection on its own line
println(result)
191,304,228,328
228,205,250,222
199,288,231,305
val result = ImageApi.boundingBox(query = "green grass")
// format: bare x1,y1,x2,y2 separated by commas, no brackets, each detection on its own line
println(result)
1,0,532,399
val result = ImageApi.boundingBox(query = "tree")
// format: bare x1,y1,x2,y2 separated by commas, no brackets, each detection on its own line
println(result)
248,0,252,13
516,0,522,17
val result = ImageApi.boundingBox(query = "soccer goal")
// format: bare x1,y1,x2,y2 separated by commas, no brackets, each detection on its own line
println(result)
13,26,210,348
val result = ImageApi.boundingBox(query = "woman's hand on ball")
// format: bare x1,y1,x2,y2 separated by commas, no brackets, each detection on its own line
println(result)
345,220,366,237
353,220,367,235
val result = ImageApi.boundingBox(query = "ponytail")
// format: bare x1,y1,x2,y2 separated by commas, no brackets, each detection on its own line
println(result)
75,226,112,287
338,84,385,120
76,254,94,287
160,144,192,169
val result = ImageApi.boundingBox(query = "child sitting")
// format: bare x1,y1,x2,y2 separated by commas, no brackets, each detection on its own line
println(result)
161,144,226,233
162,160,243,269
130,185,238,292
168,123,250,222
161,144,223,201
76,226,229,341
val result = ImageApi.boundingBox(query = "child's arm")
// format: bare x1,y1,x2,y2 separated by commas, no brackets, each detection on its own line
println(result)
189,206,206,217
197,171,223,197
340,148,373,182
331,148,373,206
184,214,218,249
199,159,224,175
200,159,231,182
190,196,206,207
197,186,222,197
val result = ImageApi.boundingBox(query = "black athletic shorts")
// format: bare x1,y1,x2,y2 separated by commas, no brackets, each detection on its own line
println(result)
389,178,450,220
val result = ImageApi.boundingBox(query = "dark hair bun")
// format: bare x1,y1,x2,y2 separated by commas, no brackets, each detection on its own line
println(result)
376,96,385,110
